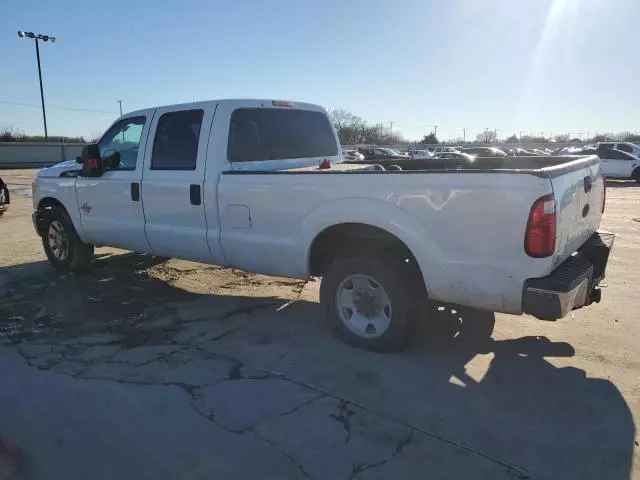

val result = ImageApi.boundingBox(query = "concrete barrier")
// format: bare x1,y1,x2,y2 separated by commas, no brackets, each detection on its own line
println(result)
0,142,86,169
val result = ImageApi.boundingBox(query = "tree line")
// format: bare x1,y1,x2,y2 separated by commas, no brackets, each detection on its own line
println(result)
330,109,639,145
0,128,86,143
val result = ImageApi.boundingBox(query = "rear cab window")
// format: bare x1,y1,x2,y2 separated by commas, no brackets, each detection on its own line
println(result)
227,108,337,162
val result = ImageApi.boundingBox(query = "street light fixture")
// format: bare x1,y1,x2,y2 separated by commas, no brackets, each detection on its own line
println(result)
17,31,56,140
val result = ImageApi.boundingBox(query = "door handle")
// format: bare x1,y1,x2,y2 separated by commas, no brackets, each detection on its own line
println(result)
131,182,140,201
190,184,201,205
583,176,592,193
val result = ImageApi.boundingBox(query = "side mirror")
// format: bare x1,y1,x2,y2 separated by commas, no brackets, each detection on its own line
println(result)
80,144,103,177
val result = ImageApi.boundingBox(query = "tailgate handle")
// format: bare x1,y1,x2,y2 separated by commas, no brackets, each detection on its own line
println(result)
583,176,592,193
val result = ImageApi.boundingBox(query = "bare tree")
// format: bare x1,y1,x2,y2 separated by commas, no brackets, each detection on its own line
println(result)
329,109,406,145
475,130,496,144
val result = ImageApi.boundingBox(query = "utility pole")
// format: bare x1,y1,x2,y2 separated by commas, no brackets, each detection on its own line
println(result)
463,128,466,143
494,129,497,144
18,31,56,140
433,125,438,139
118,100,123,116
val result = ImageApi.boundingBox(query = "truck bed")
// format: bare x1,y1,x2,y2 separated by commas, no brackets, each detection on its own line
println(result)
258,155,599,178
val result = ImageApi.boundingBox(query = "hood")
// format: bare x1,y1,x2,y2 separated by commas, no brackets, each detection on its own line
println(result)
37,159,82,178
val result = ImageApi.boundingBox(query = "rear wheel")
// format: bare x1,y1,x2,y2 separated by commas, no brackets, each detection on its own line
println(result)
632,168,640,183
320,256,418,352
41,207,94,272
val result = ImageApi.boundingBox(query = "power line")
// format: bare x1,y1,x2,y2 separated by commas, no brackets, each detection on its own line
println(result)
0,100,118,115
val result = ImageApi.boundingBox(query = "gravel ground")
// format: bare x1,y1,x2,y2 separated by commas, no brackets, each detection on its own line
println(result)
0,169,638,480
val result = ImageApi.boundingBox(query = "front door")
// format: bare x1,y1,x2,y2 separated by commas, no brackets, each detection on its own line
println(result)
75,114,154,252
140,104,215,262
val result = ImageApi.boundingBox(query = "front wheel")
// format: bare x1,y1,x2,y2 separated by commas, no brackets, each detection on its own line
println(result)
632,168,640,183
320,256,418,352
41,207,94,272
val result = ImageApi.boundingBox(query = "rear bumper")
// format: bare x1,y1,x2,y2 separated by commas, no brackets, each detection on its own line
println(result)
523,231,614,320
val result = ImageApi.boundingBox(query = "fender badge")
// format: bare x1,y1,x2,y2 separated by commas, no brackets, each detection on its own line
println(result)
81,203,92,214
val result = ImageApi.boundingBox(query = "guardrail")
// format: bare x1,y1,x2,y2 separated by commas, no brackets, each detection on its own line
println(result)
0,142,86,169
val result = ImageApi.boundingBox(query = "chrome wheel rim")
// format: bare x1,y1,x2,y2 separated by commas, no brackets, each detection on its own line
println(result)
48,220,69,261
335,274,392,339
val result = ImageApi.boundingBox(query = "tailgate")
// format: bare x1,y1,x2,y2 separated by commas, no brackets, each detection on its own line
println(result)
547,155,605,265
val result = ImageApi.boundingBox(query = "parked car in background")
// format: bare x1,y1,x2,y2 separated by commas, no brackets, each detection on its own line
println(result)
342,150,365,161
406,149,434,159
460,147,506,157
508,148,541,156
597,148,640,182
434,152,476,162
382,148,410,158
531,149,551,156
0,176,9,216
358,147,406,161
559,146,588,155
431,146,460,155
598,142,640,158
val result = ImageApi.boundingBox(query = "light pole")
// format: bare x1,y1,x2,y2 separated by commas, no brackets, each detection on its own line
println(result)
18,31,56,140
118,100,123,116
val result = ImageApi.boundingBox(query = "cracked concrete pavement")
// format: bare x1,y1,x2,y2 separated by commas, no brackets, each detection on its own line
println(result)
0,170,639,479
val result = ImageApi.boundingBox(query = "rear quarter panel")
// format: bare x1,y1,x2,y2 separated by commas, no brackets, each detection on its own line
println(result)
218,171,556,313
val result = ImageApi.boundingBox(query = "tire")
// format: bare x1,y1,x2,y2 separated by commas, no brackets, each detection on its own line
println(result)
633,168,640,183
320,256,418,352
41,207,94,272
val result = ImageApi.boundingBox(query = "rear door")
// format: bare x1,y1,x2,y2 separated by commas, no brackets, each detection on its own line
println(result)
218,102,340,274
598,149,635,178
141,103,216,262
75,114,154,252
548,156,604,265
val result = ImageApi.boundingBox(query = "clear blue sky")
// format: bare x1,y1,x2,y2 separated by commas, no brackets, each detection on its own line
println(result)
2,0,638,141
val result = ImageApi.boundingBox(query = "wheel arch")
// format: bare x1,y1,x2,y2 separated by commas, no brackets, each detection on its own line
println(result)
302,198,442,294
35,197,78,237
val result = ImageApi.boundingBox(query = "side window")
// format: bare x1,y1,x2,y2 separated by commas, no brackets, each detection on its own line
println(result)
151,110,204,170
374,149,387,156
227,108,337,162
98,116,146,171
617,144,633,153
603,150,627,160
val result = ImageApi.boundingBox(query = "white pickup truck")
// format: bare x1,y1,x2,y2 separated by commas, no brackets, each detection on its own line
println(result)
32,99,614,351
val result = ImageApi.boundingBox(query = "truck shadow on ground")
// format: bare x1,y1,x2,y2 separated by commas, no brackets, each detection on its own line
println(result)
0,252,635,480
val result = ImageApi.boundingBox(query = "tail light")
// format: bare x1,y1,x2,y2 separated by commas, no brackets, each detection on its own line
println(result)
525,194,556,257
602,176,606,213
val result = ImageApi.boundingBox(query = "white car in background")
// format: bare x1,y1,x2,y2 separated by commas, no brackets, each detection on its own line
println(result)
597,148,640,182
407,149,434,159
598,142,640,158
431,146,460,155
342,150,365,161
